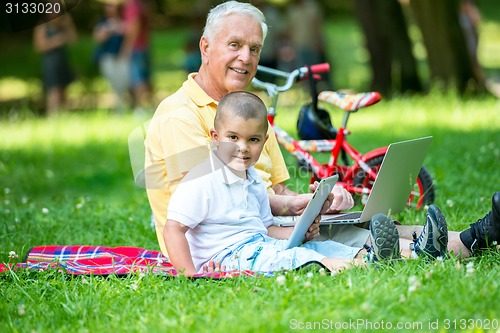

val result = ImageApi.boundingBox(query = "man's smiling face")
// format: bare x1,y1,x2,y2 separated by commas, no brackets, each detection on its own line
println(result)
201,13,263,98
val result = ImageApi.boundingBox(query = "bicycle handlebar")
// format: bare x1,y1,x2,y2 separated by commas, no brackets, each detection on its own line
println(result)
255,66,291,80
309,63,330,75
252,63,330,96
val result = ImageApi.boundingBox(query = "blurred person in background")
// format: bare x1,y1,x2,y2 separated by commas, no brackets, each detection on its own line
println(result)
253,0,286,82
121,0,153,113
181,2,207,74
460,0,485,88
93,0,130,113
286,0,331,89
33,10,77,115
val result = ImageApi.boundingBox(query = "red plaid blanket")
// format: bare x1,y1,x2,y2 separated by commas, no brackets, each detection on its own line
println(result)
0,245,260,278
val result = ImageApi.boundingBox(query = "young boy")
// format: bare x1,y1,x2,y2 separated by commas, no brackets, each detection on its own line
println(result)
164,91,415,276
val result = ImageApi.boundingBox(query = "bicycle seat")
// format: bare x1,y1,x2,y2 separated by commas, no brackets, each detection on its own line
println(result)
318,91,381,112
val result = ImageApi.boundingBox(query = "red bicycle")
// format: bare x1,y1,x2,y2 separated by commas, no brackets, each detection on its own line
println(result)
252,63,435,209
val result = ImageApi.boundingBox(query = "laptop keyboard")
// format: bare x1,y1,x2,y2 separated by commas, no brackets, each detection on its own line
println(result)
321,212,362,222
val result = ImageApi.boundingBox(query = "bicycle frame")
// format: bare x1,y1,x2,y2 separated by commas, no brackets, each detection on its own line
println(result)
253,64,431,208
253,64,389,196
269,115,386,195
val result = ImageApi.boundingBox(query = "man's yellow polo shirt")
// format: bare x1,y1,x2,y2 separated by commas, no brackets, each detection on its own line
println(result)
145,74,290,256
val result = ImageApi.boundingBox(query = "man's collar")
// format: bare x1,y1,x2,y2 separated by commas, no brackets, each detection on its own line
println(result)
183,73,217,107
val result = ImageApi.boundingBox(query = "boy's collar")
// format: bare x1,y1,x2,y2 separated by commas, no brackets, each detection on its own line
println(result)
209,151,261,185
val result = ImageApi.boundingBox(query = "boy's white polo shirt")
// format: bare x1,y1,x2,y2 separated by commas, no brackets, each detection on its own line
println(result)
167,153,275,272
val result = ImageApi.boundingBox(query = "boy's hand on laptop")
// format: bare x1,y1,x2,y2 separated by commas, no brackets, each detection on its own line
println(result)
309,183,354,214
305,216,321,241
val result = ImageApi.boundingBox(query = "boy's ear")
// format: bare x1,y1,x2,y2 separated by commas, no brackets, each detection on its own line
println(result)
210,128,218,142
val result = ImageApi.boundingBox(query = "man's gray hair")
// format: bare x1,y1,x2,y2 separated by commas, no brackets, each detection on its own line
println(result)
203,1,268,43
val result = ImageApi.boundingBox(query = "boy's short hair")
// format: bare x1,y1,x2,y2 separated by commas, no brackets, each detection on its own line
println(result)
215,91,268,132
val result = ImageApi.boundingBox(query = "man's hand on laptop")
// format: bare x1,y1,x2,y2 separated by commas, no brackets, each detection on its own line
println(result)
309,183,354,214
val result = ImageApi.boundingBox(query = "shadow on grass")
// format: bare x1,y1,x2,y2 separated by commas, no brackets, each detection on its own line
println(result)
1,140,140,201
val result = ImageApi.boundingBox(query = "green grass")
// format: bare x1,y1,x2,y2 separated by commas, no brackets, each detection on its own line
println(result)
1,92,500,333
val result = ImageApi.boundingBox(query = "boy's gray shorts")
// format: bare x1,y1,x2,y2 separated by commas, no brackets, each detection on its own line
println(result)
210,233,363,273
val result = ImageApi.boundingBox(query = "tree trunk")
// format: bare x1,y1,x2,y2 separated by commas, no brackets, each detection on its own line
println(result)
354,0,422,96
409,0,486,94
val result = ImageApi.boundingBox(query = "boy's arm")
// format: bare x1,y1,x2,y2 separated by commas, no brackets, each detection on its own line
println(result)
267,217,321,241
163,219,197,276
267,225,294,239
270,182,354,215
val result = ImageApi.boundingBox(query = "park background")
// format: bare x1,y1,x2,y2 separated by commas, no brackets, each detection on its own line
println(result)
1,0,500,332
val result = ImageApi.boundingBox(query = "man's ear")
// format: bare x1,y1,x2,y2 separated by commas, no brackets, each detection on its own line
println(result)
199,36,210,64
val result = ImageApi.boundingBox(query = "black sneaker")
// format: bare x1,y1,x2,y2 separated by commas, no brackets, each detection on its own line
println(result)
411,204,448,259
460,192,500,252
365,213,401,262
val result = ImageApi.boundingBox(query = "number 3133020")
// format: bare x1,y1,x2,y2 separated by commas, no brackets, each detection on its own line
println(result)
6,2,62,14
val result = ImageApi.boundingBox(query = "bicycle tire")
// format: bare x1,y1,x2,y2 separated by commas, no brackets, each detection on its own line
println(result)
352,155,435,209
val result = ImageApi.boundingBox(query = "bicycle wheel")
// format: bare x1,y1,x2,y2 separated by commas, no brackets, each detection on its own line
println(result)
353,155,435,209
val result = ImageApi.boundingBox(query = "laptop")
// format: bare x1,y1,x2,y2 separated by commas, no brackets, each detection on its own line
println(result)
284,174,339,249
275,136,433,227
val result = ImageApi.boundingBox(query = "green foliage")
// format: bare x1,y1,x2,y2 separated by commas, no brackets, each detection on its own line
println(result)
1,92,500,332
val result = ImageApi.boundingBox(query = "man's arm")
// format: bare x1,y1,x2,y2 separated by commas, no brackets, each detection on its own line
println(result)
272,182,298,196
269,182,313,216
270,182,354,216
163,219,197,276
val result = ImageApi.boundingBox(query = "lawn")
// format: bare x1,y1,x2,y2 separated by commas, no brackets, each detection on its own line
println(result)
1,91,499,333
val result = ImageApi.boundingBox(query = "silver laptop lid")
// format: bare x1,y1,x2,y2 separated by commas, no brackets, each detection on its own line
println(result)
358,136,433,221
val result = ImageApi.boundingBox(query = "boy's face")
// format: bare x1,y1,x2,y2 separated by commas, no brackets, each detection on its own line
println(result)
210,115,268,173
